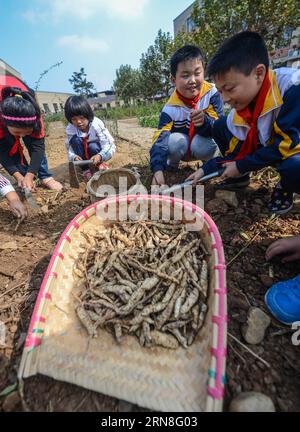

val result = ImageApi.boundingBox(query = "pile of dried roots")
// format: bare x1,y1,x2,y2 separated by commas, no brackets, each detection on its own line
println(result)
73,220,209,349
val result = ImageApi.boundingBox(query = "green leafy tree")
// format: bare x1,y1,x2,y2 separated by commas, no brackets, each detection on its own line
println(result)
139,29,174,99
69,67,97,97
113,64,141,104
175,0,300,64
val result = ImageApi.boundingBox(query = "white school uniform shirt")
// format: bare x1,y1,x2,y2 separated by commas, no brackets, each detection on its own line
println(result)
0,173,14,197
65,117,116,162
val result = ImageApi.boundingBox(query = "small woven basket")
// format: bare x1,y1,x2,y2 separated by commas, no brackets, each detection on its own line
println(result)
18,194,227,412
86,168,141,202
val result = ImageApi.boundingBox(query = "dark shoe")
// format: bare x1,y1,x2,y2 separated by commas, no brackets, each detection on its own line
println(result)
215,173,250,190
268,183,294,215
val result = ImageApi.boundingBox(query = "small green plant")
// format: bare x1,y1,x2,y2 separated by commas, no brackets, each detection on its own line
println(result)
43,112,65,135
138,115,159,128
95,100,165,122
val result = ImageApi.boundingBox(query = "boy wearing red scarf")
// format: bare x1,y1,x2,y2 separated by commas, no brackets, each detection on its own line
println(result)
150,45,223,187
187,31,300,215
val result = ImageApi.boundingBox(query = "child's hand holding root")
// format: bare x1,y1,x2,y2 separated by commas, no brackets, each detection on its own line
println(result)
91,154,102,166
6,191,27,220
190,109,205,127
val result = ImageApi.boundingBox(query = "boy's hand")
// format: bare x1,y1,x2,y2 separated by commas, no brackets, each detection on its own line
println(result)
266,236,300,263
220,162,240,179
6,192,27,220
13,172,24,188
74,155,82,161
21,173,36,191
91,154,102,166
152,171,166,187
185,168,204,186
190,109,205,127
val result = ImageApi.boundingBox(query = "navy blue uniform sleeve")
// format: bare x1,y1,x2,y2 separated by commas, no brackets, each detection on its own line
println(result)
195,91,224,137
22,136,45,174
202,156,224,176
236,84,300,174
150,111,173,173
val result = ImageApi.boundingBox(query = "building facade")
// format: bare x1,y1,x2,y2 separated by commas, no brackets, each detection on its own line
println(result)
271,27,300,69
0,58,22,80
174,4,300,69
35,91,73,114
0,58,73,113
173,1,201,37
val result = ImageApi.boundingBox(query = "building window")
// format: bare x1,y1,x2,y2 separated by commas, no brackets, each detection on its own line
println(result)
283,27,293,42
53,103,59,113
43,103,50,113
60,103,64,110
107,103,111,108
186,17,195,33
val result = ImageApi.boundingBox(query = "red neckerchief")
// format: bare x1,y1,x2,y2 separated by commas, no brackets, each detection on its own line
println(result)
0,116,44,166
9,136,24,165
176,89,201,161
82,135,89,160
234,71,271,160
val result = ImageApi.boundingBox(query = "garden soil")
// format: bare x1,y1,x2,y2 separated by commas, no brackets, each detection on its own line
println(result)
0,120,299,412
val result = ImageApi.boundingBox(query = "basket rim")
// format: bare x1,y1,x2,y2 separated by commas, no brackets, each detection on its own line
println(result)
19,194,227,409
86,168,140,197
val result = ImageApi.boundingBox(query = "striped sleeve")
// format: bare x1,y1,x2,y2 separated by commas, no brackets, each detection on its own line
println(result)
93,118,116,162
0,173,15,197
150,110,173,173
236,83,300,174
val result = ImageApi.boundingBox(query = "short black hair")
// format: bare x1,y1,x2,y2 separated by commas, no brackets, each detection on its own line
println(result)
207,31,269,78
0,86,42,134
64,95,94,123
170,45,204,77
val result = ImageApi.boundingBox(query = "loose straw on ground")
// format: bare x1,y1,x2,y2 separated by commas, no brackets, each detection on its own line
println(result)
228,332,271,368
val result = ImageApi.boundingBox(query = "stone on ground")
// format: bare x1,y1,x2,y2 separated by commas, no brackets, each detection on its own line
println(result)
215,190,239,208
205,198,228,214
229,391,275,412
242,307,271,345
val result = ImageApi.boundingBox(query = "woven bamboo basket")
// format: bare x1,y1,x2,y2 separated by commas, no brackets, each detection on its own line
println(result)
18,194,227,412
86,168,142,202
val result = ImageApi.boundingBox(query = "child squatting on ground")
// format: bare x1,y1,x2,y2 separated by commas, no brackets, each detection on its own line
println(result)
0,172,27,219
64,95,116,180
187,31,300,216
150,45,224,188
0,87,62,192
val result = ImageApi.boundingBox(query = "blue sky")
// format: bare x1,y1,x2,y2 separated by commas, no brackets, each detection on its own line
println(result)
0,0,193,93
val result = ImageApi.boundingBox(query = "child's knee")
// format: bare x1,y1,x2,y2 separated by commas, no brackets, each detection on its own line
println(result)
191,136,218,160
168,133,188,156
69,135,83,147
88,141,101,156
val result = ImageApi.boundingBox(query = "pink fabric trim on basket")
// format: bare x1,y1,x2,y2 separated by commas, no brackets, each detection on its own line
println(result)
54,252,64,260
24,194,227,404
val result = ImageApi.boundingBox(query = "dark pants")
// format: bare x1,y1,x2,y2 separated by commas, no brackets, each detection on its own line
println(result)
17,142,52,180
70,136,101,160
213,116,300,193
